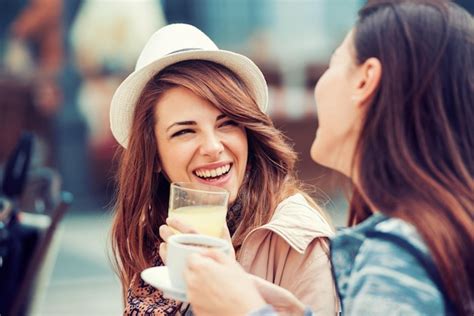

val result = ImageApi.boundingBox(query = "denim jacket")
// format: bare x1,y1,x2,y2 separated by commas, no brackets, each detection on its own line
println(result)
250,214,453,316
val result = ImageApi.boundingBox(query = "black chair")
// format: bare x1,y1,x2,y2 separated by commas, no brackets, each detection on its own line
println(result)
8,169,73,316
0,133,73,316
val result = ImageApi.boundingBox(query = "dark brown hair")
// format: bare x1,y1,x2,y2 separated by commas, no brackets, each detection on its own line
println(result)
349,0,473,313
110,60,328,300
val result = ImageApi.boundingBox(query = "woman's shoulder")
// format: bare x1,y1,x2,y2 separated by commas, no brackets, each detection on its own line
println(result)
332,214,429,259
331,214,448,315
331,214,432,278
239,193,333,256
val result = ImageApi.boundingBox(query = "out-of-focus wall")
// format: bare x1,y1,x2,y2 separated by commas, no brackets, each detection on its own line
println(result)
0,0,362,212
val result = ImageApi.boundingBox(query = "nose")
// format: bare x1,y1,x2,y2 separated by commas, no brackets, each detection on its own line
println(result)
199,132,224,158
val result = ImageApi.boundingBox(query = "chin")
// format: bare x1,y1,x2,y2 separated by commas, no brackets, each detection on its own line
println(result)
310,141,322,165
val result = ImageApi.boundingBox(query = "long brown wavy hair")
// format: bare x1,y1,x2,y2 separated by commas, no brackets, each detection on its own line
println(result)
348,1,473,314
110,60,327,301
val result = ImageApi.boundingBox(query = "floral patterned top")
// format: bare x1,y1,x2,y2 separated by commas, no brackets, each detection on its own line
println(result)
124,255,185,315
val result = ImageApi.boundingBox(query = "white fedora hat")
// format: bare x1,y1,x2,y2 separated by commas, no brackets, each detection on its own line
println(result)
110,23,268,148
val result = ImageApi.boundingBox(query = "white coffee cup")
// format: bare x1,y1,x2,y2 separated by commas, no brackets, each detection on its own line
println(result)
167,234,231,293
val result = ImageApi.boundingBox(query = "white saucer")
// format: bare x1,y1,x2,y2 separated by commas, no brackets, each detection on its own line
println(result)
141,266,187,301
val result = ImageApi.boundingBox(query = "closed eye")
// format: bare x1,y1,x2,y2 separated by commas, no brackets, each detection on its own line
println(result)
219,120,239,128
171,129,195,138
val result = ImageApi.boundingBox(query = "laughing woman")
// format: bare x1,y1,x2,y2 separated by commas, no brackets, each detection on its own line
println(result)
109,24,337,315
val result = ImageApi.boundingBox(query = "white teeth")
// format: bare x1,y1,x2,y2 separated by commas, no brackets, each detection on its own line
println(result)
195,164,231,179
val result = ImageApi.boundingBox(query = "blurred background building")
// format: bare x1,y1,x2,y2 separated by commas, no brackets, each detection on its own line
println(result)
0,0,471,314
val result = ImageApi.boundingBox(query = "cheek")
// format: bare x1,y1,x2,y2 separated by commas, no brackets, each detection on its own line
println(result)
312,73,333,136
235,134,248,172
314,71,330,106
313,73,335,129
311,71,342,164
228,131,248,181
157,140,188,181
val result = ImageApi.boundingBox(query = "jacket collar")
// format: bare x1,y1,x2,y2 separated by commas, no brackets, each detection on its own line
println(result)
246,193,335,254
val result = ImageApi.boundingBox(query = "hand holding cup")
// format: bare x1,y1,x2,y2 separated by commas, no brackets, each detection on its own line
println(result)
166,234,232,296
159,218,198,264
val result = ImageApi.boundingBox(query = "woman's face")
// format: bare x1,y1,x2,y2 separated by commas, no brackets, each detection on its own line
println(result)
154,86,248,203
310,30,364,177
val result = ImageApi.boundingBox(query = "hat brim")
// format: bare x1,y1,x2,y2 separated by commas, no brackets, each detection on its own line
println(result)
110,49,268,148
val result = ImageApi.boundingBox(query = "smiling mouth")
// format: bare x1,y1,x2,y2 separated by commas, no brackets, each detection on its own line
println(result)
193,164,232,181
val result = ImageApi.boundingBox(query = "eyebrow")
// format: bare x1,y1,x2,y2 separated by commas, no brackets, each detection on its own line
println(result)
165,114,227,132
166,120,196,132
216,114,226,121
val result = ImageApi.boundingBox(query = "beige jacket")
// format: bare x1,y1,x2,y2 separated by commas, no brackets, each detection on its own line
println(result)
238,193,338,315
125,193,338,315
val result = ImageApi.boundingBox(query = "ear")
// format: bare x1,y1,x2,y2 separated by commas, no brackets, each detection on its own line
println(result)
352,57,382,107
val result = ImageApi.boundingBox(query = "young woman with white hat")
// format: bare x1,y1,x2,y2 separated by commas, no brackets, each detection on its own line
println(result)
109,24,338,315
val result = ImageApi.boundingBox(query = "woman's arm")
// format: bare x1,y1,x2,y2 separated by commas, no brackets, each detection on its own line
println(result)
184,250,267,316
184,249,321,316
251,275,307,315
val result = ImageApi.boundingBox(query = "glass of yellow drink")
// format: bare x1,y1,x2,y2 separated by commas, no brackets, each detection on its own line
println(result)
168,182,229,237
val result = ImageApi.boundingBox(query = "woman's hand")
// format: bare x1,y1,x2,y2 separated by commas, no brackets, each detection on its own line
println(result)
220,223,236,260
251,275,306,315
160,219,235,263
184,250,266,316
158,218,198,264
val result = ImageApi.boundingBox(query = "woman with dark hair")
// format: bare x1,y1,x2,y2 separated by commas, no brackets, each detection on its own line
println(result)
183,1,474,315
109,24,337,315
